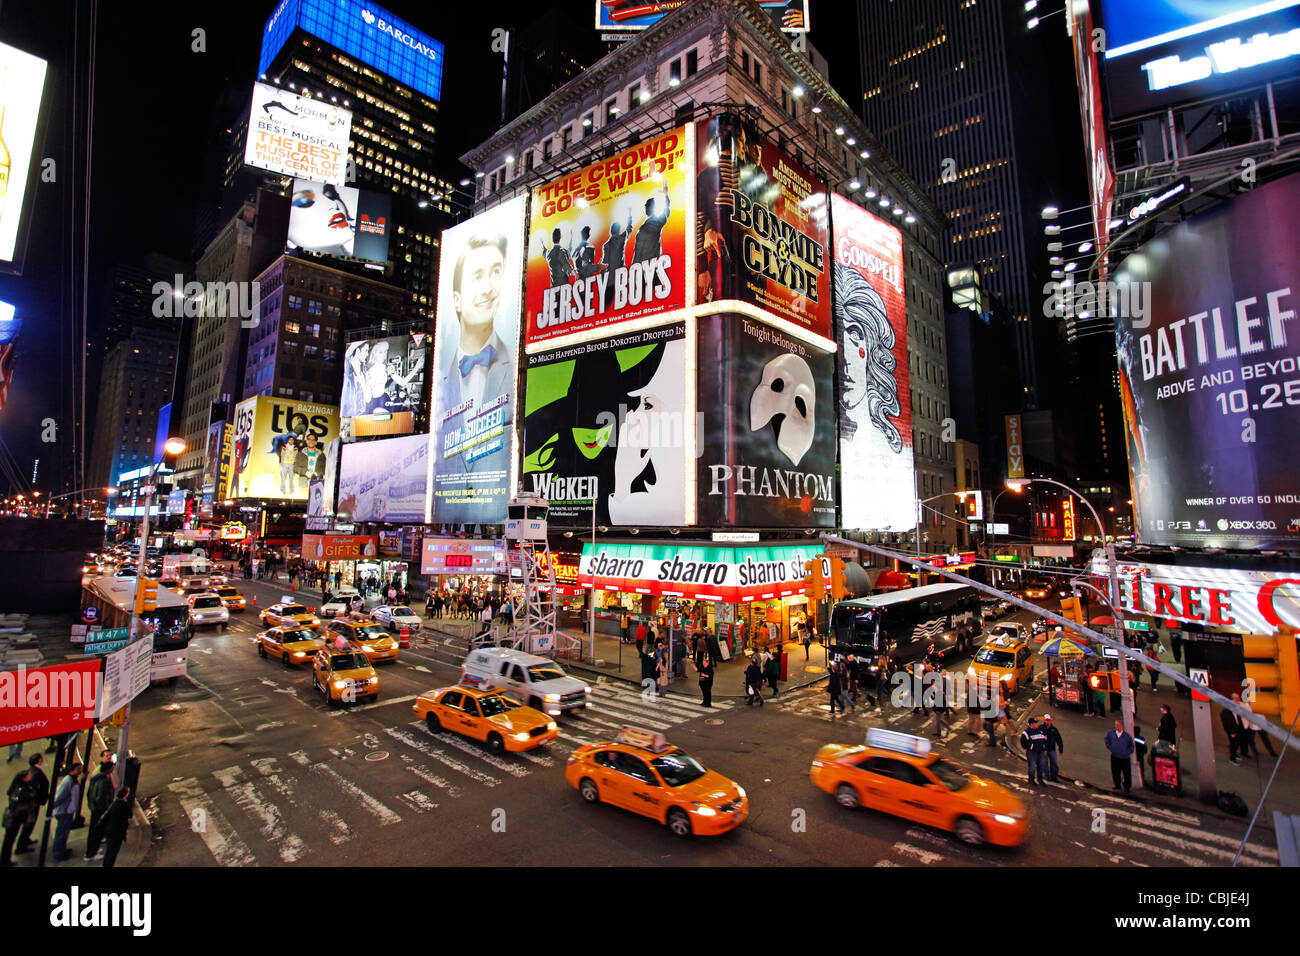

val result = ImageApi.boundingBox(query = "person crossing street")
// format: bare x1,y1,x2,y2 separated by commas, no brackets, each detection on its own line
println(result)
1021,716,1049,785
1042,714,1064,782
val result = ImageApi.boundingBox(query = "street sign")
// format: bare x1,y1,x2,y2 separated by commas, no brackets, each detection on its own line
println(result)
1124,619,1152,631
1189,667,1210,702
84,627,130,654
96,637,155,720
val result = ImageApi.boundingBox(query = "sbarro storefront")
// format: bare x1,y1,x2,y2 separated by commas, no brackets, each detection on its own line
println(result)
578,541,832,657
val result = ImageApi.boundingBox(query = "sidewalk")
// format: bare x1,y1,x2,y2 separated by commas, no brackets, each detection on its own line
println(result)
1016,671,1299,824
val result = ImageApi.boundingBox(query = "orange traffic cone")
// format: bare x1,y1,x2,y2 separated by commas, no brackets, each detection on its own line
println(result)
251,594,258,607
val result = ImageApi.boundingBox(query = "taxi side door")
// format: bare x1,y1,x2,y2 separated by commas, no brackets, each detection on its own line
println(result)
456,694,486,740
612,752,663,819
849,755,902,814
264,628,284,660
311,651,328,690
1015,646,1034,691
875,757,946,828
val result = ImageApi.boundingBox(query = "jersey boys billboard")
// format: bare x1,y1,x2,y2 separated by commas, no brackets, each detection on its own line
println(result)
523,323,687,527
830,194,915,532
428,196,526,524
697,313,836,528
696,115,831,341
525,126,689,347
1114,172,1300,550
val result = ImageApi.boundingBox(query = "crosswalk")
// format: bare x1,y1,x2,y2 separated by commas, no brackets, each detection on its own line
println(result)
165,681,732,866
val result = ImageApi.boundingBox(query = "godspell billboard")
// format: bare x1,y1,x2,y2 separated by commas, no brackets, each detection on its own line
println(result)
1114,172,1300,550
696,313,836,528
525,125,690,348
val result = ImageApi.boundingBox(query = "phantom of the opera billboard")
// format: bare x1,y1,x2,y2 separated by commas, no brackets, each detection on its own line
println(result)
338,433,429,523
1113,172,1300,551
229,396,340,501
523,323,687,527
696,115,832,341
244,82,352,184
525,126,690,348
696,313,836,528
830,194,915,532
340,332,429,439
427,195,526,525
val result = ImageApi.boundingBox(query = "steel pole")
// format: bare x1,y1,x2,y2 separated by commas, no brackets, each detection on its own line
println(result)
588,478,596,664
114,465,154,790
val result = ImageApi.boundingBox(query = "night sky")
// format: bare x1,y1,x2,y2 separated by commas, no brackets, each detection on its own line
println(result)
0,0,863,494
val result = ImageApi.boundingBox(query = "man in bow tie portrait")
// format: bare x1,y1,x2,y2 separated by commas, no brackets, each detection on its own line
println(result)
435,229,515,486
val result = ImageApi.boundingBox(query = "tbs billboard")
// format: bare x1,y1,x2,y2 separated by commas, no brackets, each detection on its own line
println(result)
1114,172,1300,550
245,83,352,184
525,126,689,348
229,396,340,501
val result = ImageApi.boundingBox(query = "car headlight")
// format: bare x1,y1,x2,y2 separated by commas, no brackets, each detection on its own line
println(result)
546,721,557,731
544,693,560,702
583,686,592,694
992,813,1020,825
368,677,379,684
691,803,717,816
513,732,530,742
966,667,976,677
1001,673,1014,682
362,645,374,653
332,680,346,690
735,785,746,799
811,760,824,768
292,651,304,658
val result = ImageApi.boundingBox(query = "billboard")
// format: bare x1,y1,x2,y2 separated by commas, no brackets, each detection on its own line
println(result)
1005,414,1025,479
696,116,831,341
697,314,836,528
287,179,391,263
525,126,689,348
579,542,829,604
261,0,444,102
428,196,527,525
1113,172,1300,550
229,396,340,501
340,332,428,439
1098,1,1300,118
523,322,688,526
0,41,48,274
421,537,505,575
301,533,379,561
244,82,352,184
830,195,914,532
338,433,429,523
596,1,809,32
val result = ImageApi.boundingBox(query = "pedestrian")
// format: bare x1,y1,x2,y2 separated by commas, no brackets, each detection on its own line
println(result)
1170,630,1183,664
909,663,929,716
1219,703,1245,765
1157,704,1177,747
1146,641,1163,691
620,611,631,645
480,603,493,637
874,655,891,711
1133,725,1147,767
836,661,855,714
83,751,116,861
1104,719,1135,792
695,655,715,708
932,671,952,738
50,761,83,862
827,661,843,717
1236,692,1277,758
634,620,647,656
744,655,765,707
844,654,859,705
965,686,985,738
765,649,781,698
656,651,670,698
101,786,133,868
1021,716,1049,785
334,570,342,590
1042,714,1064,782
14,753,46,853
6,741,19,764
1,764,39,866
802,621,812,660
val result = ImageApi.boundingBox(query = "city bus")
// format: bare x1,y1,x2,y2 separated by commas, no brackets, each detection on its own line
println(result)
81,573,192,681
829,582,984,669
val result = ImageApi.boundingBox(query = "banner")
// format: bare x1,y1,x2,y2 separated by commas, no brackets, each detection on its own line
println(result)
697,314,836,528
696,116,831,341
244,82,352,184
428,196,526,524
340,332,428,439
1005,414,1024,480
301,534,379,561
1113,173,1300,549
525,126,689,347
307,436,340,519
229,396,340,501
0,41,47,274
595,1,809,32
523,322,687,526
338,433,429,523
0,661,101,746
287,178,391,263
830,194,914,531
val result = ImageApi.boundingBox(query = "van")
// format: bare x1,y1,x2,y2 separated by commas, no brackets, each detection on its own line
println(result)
460,647,590,717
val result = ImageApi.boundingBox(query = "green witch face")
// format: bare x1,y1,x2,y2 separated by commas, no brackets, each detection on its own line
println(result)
571,420,614,459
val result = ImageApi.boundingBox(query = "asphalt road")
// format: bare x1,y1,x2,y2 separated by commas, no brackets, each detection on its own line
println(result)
121,577,1279,867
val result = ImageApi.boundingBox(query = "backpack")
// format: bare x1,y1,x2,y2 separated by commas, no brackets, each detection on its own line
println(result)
1216,790,1248,817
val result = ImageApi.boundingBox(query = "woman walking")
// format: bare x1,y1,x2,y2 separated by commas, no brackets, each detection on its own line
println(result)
744,655,765,707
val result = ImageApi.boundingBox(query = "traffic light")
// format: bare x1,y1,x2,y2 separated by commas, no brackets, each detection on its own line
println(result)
136,577,159,614
1242,630,1300,725
1059,594,1085,627
802,559,824,602
1088,670,1118,694
828,557,849,602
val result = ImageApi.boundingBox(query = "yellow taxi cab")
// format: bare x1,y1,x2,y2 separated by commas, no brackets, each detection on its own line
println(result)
260,600,321,630
213,585,247,613
257,626,325,668
566,727,749,838
967,634,1036,695
413,675,557,753
324,618,399,664
811,729,1028,847
311,647,379,705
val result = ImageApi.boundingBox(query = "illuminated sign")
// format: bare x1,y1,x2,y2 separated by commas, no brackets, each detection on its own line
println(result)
301,534,378,561
229,396,340,502
420,536,504,575
595,1,810,33
1005,414,1024,479
244,83,352,184
0,41,47,275
260,0,444,101
1062,498,1076,541
220,522,248,541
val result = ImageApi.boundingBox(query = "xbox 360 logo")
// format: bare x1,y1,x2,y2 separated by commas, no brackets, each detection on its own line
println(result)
361,9,376,24
1217,518,1229,531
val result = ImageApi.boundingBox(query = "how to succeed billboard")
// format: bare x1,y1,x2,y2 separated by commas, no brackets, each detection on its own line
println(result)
525,126,690,349
1114,171,1300,551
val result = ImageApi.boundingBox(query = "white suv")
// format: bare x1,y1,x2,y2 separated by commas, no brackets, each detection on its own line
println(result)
188,592,230,630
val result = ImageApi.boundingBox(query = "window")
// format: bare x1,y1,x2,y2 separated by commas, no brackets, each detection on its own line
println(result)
307,300,321,315
288,295,302,309
669,59,682,84
686,49,698,76
524,150,534,171
741,49,750,75
441,691,462,709
581,110,595,135
629,81,642,106
605,97,618,123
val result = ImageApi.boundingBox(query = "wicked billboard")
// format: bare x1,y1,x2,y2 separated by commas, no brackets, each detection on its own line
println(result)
696,313,836,528
522,322,687,527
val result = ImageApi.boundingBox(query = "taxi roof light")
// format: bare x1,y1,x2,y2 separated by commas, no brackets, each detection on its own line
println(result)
865,728,931,756
616,726,671,753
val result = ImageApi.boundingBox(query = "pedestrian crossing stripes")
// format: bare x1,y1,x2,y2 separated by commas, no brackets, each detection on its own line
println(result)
164,678,731,866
